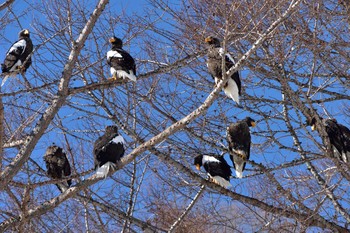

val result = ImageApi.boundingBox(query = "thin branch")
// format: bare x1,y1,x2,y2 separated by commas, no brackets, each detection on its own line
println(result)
0,95,4,168
0,0,14,11
77,194,166,233
168,184,205,233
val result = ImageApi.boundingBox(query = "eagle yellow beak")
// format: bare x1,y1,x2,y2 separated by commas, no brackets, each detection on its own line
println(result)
311,124,316,131
251,121,256,127
109,37,116,43
195,164,201,171
24,30,29,35
205,37,212,43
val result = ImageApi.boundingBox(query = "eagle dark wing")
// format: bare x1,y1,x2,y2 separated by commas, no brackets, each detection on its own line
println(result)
207,47,223,79
107,48,136,75
203,156,232,181
63,156,71,176
94,132,125,168
21,37,33,71
1,37,33,73
43,146,72,186
94,133,111,168
338,123,350,153
325,119,350,162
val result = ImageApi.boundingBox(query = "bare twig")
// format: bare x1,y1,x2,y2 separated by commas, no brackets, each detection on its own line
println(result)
168,184,205,232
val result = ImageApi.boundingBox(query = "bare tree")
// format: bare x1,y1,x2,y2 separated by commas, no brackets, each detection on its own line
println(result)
0,0,349,232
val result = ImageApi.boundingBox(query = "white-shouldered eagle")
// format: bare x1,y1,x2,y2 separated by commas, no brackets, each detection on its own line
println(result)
107,36,136,82
194,154,232,188
1,29,33,86
205,36,241,104
307,116,350,163
94,125,126,178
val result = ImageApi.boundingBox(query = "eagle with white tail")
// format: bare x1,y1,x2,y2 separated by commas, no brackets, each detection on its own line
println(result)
94,125,126,178
307,116,350,163
227,117,256,178
194,154,232,188
107,36,136,82
1,29,33,86
205,36,241,104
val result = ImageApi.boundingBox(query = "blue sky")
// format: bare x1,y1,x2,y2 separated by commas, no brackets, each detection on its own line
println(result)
1,0,350,231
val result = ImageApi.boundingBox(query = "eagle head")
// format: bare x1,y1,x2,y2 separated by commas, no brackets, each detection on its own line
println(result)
306,117,317,131
19,29,30,38
205,36,220,47
105,125,118,135
193,155,203,170
109,36,123,48
245,117,256,127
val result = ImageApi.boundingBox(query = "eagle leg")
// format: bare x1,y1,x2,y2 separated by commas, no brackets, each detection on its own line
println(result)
18,65,26,73
209,177,220,185
16,65,26,74
235,153,247,160
108,73,118,81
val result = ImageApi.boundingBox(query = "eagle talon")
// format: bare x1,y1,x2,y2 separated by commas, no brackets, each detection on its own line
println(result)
209,177,220,185
18,65,26,73
108,75,117,81
236,153,247,160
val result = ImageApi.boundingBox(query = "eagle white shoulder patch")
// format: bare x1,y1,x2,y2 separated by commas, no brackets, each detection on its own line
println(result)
202,155,220,163
8,39,26,55
218,47,236,64
107,50,122,59
110,135,125,145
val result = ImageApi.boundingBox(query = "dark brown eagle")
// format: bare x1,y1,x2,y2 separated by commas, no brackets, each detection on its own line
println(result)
227,117,256,178
43,145,72,192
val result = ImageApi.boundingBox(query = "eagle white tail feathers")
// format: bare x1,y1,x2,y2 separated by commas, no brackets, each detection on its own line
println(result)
56,182,70,193
223,78,239,104
333,147,350,163
1,73,17,87
96,162,117,178
1,75,10,87
341,151,350,163
111,68,137,82
212,176,232,188
235,162,245,178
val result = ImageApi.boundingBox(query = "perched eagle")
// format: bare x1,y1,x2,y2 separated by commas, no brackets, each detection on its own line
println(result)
94,125,126,178
43,145,72,192
194,154,232,188
107,36,136,82
227,117,256,178
205,36,241,104
307,116,350,163
1,29,33,86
